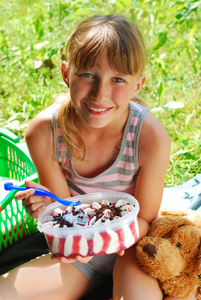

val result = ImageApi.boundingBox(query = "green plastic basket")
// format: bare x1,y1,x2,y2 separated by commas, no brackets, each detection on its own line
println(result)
0,128,39,251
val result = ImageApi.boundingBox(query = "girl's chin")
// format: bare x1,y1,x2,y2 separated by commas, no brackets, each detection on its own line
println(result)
80,117,112,129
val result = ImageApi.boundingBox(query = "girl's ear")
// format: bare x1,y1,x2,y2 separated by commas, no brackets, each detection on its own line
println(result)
136,75,146,92
132,75,146,97
61,61,69,87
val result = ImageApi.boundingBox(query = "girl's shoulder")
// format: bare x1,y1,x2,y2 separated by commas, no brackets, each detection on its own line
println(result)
128,101,170,149
139,111,171,158
142,111,167,134
25,104,58,145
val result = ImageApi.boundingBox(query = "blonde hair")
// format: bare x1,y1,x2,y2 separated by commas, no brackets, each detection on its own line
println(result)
58,14,147,161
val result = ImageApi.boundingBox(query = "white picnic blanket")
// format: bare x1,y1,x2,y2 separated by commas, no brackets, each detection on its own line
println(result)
161,174,201,210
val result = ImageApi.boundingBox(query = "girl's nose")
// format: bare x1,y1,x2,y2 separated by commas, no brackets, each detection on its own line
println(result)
90,79,109,101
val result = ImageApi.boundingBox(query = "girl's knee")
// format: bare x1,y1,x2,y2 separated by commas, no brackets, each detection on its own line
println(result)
165,289,197,300
113,247,163,300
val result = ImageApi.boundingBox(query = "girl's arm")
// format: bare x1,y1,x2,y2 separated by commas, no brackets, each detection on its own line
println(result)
135,112,171,229
15,106,92,264
15,105,71,219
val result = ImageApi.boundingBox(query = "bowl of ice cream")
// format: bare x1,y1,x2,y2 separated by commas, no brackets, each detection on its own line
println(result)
37,192,139,258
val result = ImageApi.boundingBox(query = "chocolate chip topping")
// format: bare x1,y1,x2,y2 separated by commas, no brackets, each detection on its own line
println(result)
94,203,122,222
53,214,73,228
71,207,83,216
52,201,133,228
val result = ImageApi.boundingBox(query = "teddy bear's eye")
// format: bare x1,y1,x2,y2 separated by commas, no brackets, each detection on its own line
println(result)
176,242,182,248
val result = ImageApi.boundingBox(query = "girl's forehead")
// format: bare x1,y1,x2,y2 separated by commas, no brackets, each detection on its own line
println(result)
71,49,131,75
91,50,110,68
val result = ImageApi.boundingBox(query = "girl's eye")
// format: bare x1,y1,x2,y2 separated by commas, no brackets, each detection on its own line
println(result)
113,77,124,83
81,73,94,79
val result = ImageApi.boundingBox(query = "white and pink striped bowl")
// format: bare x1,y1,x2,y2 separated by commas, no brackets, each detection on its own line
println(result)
37,192,139,258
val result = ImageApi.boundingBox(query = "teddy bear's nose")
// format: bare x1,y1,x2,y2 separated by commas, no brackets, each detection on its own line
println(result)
143,243,157,258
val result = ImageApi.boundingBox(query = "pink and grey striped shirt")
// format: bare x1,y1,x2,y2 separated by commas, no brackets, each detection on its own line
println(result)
52,101,148,197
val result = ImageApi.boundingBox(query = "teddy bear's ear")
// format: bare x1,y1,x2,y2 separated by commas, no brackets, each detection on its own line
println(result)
149,216,195,237
160,208,201,229
199,240,201,271
160,208,194,217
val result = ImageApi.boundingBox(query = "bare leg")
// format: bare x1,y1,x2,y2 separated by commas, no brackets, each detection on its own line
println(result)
113,245,163,300
0,253,91,300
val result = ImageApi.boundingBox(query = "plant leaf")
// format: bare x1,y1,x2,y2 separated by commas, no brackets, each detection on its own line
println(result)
153,32,168,51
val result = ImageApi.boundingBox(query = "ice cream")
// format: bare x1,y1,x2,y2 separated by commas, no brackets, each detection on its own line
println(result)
38,193,139,258
44,199,135,228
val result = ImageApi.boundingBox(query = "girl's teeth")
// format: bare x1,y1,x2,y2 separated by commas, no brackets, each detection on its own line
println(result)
88,105,107,112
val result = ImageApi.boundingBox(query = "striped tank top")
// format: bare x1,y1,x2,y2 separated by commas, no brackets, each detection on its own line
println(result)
52,101,148,197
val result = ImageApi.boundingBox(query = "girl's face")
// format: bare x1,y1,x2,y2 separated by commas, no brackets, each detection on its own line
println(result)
62,52,145,130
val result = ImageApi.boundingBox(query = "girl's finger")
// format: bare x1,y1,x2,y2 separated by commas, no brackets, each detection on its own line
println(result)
51,255,77,264
51,255,93,264
25,180,49,191
25,204,45,218
117,250,125,256
75,256,93,264
15,188,35,201
22,195,48,206
27,201,45,213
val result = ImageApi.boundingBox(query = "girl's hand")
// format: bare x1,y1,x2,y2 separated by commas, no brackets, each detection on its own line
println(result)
51,255,93,264
15,180,52,219
117,250,125,256
51,250,125,264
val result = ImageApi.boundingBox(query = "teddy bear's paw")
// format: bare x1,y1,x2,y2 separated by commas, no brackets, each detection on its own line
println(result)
162,273,199,299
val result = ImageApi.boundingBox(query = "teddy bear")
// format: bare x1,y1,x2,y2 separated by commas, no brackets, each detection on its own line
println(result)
136,209,201,299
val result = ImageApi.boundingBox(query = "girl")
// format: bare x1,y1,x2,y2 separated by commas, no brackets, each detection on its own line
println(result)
1,14,195,300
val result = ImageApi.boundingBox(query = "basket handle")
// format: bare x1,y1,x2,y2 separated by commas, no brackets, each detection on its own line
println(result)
0,174,38,212
0,128,20,143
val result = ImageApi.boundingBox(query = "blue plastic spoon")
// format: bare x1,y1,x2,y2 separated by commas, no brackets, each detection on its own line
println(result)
4,182,81,206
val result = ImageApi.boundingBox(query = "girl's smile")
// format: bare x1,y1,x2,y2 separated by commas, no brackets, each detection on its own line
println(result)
83,102,112,115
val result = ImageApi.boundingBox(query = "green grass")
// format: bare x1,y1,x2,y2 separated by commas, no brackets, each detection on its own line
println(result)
0,0,200,186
